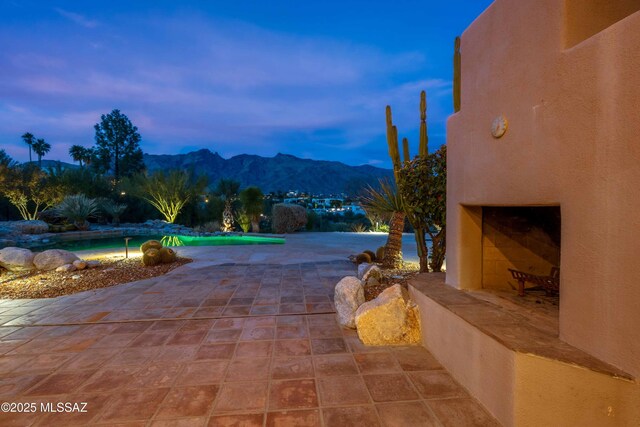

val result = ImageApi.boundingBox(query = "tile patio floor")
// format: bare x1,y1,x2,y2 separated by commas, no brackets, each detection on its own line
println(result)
0,260,499,426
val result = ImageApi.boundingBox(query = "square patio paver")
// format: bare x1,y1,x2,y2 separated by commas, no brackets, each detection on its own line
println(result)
0,261,500,426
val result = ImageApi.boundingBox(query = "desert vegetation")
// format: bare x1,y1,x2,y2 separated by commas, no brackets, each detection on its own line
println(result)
362,90,447,273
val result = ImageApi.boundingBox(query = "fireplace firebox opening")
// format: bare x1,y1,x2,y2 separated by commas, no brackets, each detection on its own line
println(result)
482,206,561,295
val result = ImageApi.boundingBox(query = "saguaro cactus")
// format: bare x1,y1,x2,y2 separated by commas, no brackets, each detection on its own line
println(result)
402,137,411,163
386,106,401,175
453,36,461,113
419,90,428,158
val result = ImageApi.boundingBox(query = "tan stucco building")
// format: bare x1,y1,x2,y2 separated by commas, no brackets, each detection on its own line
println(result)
411,1,640,425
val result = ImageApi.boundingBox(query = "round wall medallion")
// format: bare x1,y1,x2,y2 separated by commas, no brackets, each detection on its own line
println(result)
491,115,508,138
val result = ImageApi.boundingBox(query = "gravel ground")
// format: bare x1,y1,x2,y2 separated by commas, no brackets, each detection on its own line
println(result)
363,261,420,301
0,257,192,299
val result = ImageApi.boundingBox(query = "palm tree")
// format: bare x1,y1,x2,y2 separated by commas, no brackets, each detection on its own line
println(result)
82,147,95,167
361,179,405,269
21,132,35,163
69,145,88,167
216,179,240,232
239,186,264,232
32,138,51,167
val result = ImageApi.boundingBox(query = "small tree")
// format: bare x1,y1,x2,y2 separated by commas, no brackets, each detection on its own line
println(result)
32,138,51,167
216,179,240,232
397,146,447,272
132,170,207,223
0,164,62,220
272,204,307,233
239,186,264,232
93,109,145,181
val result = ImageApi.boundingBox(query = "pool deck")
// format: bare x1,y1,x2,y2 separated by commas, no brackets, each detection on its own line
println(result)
0,232,497,426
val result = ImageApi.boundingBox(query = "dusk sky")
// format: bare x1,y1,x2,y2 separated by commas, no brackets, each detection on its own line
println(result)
1,0,492,168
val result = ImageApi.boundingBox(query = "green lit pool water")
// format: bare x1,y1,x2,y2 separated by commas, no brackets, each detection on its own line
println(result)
30,234,285,252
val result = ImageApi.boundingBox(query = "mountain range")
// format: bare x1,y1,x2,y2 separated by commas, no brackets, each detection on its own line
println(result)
143,149,392,195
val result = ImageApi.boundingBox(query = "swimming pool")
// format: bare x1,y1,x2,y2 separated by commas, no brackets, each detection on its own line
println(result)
29,234,285,252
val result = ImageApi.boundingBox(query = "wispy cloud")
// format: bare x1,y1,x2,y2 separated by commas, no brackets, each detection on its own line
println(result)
0,12,448,166
54,8,98,28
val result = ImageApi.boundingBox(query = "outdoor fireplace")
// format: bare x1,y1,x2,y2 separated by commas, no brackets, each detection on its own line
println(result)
481,206,560,294
409,1,640,424
442,0,640,381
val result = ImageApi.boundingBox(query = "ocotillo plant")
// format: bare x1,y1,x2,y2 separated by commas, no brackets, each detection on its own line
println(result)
454,36,461,112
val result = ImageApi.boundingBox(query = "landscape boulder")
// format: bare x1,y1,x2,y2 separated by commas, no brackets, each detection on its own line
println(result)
55,264,77,272
334,276,365,329
0,247,36,272
72,260,87,270
355,284,420,345
362,265,382,283
12,220,49,235
357,263,372,279
33,249,80,271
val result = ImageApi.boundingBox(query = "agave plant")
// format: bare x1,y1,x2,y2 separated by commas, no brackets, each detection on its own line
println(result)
100,199,127,226
55,194,99,231
360,179,405,269
351,223,368,233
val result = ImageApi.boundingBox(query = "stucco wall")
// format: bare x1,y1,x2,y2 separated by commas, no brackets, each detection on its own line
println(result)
446,0,640,377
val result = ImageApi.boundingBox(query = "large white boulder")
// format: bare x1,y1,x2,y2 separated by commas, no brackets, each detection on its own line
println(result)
0,247,36,272
33,249,80,271
362,265,382,283
355,284,421,345
334,276,365,329
12,220,49,235
357,263,373,279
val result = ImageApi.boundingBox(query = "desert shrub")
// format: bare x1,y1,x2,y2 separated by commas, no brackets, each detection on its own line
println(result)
272,204,307,234
363,249,376,261
355,252,372,265
99,199,127,225
306,210,321,231
236,209,252,232
140,240,162,253
129,170,207,224
159,247,177,263
142,248,161,266
55,194,99,231
351,223,368,233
